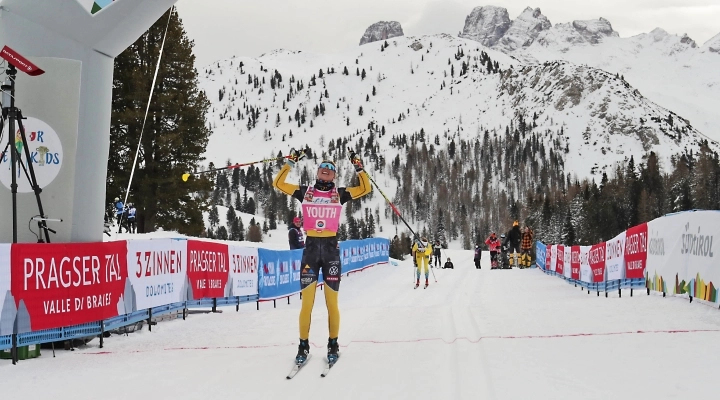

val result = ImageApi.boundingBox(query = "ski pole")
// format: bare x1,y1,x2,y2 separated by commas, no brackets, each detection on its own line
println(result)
365,170,437,283
182,155,291,182
364,171,422,243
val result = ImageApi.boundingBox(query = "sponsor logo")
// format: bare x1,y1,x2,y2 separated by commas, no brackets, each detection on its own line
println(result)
329,266,339,275
1,118,63,193
316,220,326,229
300,277,314,285
649,230,665,256
681,223,714,258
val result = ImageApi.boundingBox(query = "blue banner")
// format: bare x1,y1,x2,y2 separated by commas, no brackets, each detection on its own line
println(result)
257,238,390,300
536,241,547,270
257,248,303,300
340,238,390,274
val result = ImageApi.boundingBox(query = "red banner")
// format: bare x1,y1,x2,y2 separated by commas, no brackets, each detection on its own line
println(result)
11,241,127,331
186,240,229,299
556,245,564,275
570,246,580,280
624,223,648,279
589,243,606,283
545,245,551,271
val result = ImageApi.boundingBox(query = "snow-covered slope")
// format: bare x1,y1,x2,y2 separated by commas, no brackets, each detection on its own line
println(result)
201,34,710,180
457,5,720,142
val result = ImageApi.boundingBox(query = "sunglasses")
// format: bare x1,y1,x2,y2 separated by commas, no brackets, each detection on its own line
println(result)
319,162,336,171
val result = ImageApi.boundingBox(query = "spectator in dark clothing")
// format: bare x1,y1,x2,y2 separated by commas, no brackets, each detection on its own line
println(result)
288,217,305,249
503,221,522,268
473,245,482,269
433,240,442,268
443,257,454,269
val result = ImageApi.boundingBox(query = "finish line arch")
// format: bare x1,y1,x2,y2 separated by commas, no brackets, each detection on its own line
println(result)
0,0,177,243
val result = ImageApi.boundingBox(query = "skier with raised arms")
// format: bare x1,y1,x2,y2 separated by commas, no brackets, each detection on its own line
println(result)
272,148,371,369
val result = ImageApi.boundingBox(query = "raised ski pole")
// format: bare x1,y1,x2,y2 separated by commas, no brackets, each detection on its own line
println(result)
364,170,437,283
181,154,292,182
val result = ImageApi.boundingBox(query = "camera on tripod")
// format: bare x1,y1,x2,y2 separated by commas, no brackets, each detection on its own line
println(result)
0,45,58,243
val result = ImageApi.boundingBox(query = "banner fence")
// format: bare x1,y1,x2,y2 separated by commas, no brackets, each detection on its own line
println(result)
537,210,720,301
0,237,389,357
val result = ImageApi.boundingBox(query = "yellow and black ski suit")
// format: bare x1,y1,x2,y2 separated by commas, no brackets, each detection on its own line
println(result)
273,164,371,340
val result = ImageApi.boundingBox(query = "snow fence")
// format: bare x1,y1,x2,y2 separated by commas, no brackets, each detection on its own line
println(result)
537,210,720,302
0,237,389,357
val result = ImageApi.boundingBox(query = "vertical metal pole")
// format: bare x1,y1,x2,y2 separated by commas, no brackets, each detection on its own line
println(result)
99,321,104,349
212,298,217,313
11,334,17,365
273,299,276,309
236,296,240,312
148,308,153,332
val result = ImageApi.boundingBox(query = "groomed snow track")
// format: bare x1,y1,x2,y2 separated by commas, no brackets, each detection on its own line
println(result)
3,250,720,399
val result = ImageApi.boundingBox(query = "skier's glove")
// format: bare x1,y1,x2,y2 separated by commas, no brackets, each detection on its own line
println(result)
348,150,364,172
286,149,306,167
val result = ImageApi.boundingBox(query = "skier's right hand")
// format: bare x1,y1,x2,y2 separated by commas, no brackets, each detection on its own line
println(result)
286,148,306,167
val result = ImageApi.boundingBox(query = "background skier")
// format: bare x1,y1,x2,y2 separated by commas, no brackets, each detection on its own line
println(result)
443,257,454,269
272,149,371,366
288,217,305,249
412,237,433,288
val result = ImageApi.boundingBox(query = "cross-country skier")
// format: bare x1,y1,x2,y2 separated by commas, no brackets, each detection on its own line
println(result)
485,232,501,269
519,226,534,268
412,237,433,288
503,221,522,268
473,245,482,269
433,240,441,268
288,217,305,249
443,257,454,269
272,149,371,366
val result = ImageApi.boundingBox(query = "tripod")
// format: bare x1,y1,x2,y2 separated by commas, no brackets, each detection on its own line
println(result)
1,64,51,243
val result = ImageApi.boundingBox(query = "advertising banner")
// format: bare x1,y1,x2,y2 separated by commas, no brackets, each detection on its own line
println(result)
548,245,556,272
606,231,626,281
340,238,389,274
126,239,187,312
589,243,606,283
186,240,229,299
10,241,127,332
535,242,547,270
680,212,720,302
564,246,572,279
556,245,564,276
227,246,259,297
579,246,593,283
257,248,303,300
647,211,720,301
625,223,648,279
570,246,581,281
0,244,13,335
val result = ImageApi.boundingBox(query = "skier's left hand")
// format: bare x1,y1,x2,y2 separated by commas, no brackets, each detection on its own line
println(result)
348,149,364,172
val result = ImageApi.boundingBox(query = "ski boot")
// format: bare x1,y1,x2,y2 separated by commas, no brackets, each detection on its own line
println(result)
415,279,420,289
295,339,310,365
327,337,339,364
425,278,429,289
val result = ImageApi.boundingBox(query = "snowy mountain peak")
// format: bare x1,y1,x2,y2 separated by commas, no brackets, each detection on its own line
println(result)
497,7,552,51
572,17,617,40
459,6,512,47
705,32,720,53
359,21,404,45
